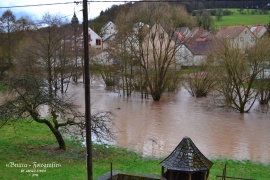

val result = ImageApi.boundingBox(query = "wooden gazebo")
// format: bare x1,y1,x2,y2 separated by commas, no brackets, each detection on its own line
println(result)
160,137,213,180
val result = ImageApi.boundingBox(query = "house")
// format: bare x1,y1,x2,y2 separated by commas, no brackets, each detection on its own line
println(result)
87,27,103,49
176,27,191,37
175,31,221,67
216,26,256,49
185,27,206,41
72,26,103,50
174,27,191,43
100,21,117,40
70,12,103,50
102,34,115,49
142,23,176,68
250,25,268,39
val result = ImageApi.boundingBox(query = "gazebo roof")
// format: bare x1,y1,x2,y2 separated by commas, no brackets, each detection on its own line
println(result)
160,137,213,172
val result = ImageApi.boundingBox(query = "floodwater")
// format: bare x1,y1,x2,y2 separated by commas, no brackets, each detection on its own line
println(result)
68,80,270,164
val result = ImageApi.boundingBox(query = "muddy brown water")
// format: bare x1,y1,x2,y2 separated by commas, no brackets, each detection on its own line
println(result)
68,80,270,164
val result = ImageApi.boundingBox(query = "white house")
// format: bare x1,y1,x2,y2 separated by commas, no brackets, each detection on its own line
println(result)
88,27,103,49
216,26,256,49
100,21,117,40
175,32,221,67
70,25,103,50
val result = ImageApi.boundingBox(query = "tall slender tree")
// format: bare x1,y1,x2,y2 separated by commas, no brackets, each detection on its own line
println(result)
0,10,16,63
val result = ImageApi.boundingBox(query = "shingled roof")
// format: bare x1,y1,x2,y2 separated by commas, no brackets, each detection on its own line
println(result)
185,33,222,55
160,137,213,172
216,26,247,39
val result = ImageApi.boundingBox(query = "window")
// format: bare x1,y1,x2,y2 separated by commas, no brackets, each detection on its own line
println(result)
96,39,101,46
159,33,164,39
240,37,244,42
151,33,155,39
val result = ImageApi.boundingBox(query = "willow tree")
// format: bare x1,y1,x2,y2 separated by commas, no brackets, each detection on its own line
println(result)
115,2,196,101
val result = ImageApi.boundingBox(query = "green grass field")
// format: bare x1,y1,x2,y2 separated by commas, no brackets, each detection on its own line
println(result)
0,121,269,179
213,9,270,27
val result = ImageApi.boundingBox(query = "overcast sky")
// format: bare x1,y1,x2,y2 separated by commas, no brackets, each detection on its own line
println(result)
0,0,127,23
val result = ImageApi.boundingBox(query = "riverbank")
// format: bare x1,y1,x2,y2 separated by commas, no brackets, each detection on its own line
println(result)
0,121,269,179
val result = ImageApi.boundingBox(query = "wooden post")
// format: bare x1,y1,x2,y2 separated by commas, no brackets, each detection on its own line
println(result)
161,167,164,178
110,162,113,180
188,173,192,180
83,0,92,179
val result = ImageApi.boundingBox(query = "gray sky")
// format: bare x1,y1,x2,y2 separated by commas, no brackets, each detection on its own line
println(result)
0,0,126,23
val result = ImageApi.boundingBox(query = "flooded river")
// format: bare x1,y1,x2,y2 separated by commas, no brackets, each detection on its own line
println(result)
69,80,270,164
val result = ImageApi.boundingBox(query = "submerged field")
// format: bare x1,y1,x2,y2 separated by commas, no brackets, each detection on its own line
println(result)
0,121,269,179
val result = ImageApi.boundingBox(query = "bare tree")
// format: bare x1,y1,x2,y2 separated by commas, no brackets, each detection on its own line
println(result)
91,51,118,87
250,38,270,104
183,65,218,97
213,41,266,113
0,71,114,150
0,10,17,77
0,10,16,63
15,16,35,31
0,14,114,151
114,2,196,101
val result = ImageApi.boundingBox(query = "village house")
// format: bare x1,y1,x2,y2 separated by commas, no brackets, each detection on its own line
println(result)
77,25,103,50
141,23,177,68
250,25,268,39
71,13,103,50
87,27,103,49
175,30,221,67
216,26,256,49
100,21,117,38
100,21,117,49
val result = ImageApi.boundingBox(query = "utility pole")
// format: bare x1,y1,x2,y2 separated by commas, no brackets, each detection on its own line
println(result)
82,0,93,180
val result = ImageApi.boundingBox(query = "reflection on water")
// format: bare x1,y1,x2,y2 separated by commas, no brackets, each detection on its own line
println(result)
69,81,270,164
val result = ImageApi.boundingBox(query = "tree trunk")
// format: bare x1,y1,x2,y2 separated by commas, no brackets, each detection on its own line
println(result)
35,117,67,151
52,129,67,150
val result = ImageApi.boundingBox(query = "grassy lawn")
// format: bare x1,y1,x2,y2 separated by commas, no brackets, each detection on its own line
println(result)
213,9,270,27
0,121,270,179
